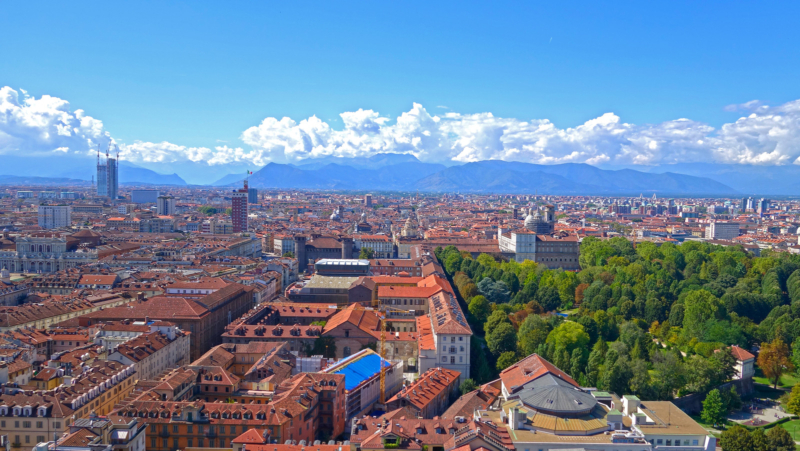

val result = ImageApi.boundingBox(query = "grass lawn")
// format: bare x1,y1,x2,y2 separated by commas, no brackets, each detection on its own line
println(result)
753,371,800,389
560,308,579,316
689,414,727,433
780,420,800,441
754,384,789,401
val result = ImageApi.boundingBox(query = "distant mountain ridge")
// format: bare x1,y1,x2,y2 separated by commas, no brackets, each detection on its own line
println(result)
0,175,90,186
0,156,187,186
635,163,800,196
119,163,187,186
241,159,737,195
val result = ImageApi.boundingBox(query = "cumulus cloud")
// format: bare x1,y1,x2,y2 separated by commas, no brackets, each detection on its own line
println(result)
4,85,800,168
0,86,111,156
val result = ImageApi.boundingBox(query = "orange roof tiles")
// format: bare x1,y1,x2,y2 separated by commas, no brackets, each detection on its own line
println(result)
499,353,578,393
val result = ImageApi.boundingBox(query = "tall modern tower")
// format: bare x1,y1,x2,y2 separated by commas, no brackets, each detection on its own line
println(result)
96,145,119,200
157,195,177,216
231,179,249,233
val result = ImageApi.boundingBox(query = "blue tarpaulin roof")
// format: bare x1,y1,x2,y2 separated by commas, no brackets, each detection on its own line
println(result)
333,353,391,391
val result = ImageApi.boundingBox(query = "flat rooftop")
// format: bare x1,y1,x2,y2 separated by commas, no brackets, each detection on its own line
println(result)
316,259,370,267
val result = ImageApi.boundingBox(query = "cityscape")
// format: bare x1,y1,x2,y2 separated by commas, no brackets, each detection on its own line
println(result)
2,3,800,451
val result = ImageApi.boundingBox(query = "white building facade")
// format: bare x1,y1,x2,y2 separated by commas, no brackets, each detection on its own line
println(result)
37,206,72,229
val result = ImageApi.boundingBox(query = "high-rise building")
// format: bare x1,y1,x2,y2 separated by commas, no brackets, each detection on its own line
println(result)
231,180,249,233
38,205,72,229
131,189,160,203
248,188,258,203
758,198,770,215
96,147,119,200
706,222,740,241
157,195,177,216
364,193,373,207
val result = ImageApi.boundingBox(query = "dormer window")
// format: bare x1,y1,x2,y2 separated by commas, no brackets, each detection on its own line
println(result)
436,428,443,434
416,428,423,434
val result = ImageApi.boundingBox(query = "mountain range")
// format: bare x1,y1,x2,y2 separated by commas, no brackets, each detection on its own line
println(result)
219,155,737,195
634,163,800,196
7,152,800,195
0,155,187,186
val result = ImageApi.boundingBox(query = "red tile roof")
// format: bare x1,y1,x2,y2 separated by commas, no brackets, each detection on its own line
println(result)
730,345,755,361
499,353,578,393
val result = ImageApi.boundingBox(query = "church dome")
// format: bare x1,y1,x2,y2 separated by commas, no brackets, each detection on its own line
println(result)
524,214,535,228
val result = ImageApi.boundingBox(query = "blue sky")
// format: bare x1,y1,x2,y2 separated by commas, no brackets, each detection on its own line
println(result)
2,1,800,181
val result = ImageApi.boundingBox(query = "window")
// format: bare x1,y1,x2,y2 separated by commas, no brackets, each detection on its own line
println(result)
450,337,455,343
151,438,156,448
54,422,60,429
150,425,156,433
36,436,44,444
187,439,193,448
344,330,350,337
25,436,29,444
173,438,179,449
36,421,42,428
23,421,31,428
460,356,463,362
450,356,455,364
442,357,447,362
230,426,236,434
187,425,193,433
173,425,179,433
692,440,699,445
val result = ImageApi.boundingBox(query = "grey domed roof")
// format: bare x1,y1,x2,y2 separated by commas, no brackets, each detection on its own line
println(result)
517,383,597,416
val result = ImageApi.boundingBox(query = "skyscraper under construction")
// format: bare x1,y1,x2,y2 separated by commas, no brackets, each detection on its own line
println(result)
97,145,119,200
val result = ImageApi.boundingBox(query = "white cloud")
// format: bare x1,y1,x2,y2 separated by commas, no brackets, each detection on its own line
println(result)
0,86,111,156
723,99,766,112
4,85,800,169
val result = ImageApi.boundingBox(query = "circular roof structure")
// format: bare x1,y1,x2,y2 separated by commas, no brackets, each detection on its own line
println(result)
517,384,597,417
